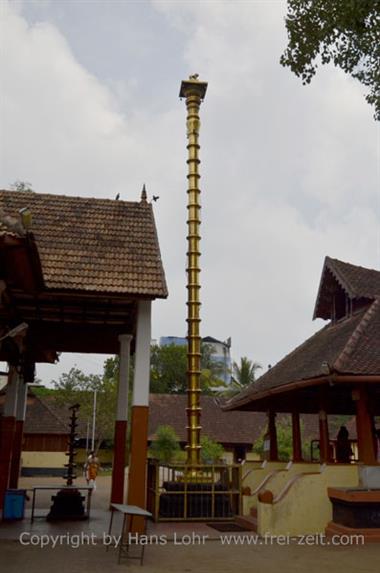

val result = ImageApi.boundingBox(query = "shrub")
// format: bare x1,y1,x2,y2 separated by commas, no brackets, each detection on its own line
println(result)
200,435,225,464
149,425,181,463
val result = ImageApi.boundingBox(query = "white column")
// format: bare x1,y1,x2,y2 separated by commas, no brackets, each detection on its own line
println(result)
16,379,27,422
117,334,132,420
132,301,152,406
4,368,19,417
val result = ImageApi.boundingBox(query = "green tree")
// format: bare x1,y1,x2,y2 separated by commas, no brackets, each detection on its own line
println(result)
252,418,310,461
200,435,225,464
149,425,181,463
53,366,117,451
150,344,188,393
150,343,225,394
225,357,261,396
280,0,380,120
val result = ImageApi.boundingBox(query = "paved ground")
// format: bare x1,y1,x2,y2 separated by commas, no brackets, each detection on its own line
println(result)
0,476,378,572
1,537,379,573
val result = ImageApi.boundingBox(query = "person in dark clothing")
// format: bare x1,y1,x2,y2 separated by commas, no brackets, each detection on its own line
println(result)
335,426,353,463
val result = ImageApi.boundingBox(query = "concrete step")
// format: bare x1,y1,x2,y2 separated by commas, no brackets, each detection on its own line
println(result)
326,521,380,543
235,514,257,532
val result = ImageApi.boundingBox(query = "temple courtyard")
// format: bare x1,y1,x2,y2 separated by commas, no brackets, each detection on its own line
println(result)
0,476,378,572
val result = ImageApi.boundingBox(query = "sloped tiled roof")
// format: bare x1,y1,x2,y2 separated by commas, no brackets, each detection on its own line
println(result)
224,299,380,410
24,394,69,434
4,392,347,444
314,257,380,319
148,394,266,445
0,190,168,297
0,392,68,434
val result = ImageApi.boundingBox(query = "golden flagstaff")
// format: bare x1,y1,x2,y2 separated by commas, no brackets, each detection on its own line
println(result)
180,75,208,467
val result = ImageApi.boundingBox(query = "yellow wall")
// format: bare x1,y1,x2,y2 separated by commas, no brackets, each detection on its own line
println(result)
22,451,67,468
257,464,359,536
22,448,114,469
241,461,288,514
245,452,261,462
254,462,318,499
221,451,234,465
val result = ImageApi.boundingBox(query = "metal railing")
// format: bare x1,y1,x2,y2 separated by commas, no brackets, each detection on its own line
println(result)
147,460,242,522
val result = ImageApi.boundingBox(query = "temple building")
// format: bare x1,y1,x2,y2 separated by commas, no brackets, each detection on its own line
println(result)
0,188,167,511
224,256,380,539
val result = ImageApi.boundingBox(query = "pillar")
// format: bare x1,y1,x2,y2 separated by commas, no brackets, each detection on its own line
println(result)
0,368,18,508
9,378,28,488
318,387,331,463
268,410,278,461
292,411,303,462
110,334,132,504
127,300,151,532
354,386,376,465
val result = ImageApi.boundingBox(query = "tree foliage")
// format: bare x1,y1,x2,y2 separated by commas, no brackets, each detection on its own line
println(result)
200,435,225,464
280,0,380,120
150,343,226,394
53,367,117,450
150,344,187,393
224,356,261,397
149,425,181,463
252,418,311,461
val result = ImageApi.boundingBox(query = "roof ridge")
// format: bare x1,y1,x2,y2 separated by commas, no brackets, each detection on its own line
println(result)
328,256,379,275
333,297,380,372
0,189,140,206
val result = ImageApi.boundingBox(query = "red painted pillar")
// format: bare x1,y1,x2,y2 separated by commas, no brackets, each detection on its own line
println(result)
111,334,132,504
9,380,28,488
292,412,303,462
127,301,151,533
354,387,376,465
268,410,278,461
0,368,18,509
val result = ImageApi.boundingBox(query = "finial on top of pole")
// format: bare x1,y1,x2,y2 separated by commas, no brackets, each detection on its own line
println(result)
179,74,208,100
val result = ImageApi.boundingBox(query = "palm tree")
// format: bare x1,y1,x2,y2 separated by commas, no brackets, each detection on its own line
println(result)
223,357,261,397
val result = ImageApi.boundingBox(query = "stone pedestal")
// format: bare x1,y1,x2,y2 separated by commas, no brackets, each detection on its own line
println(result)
47,489,87,521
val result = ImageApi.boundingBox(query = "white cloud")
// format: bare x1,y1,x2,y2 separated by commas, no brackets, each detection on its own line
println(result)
0,0,378,384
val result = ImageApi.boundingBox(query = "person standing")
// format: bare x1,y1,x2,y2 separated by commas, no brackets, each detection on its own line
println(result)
86,450,100,489
335,426,353,463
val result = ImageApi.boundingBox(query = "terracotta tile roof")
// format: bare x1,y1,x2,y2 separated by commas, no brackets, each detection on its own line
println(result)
314,257,380,319
148,394,267,445
1,392,349,444
0,190,168,297
0,392,68,434
224,300,380,410
148,396,343,444
25,394,70,434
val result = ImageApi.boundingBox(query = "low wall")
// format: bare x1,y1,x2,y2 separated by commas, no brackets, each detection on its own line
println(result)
258,464,360,536
359,465,380,488
241,461,287,514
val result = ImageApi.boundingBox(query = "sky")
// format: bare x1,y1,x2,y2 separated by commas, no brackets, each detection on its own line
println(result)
0,0,379,386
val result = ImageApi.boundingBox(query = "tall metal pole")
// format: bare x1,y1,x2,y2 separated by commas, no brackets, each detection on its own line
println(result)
180,75,208,467
91,389,97,451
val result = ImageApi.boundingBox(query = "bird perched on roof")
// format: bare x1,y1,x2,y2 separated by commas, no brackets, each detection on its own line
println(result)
115,193,120,200
189,73,199,80
152,195,159,202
